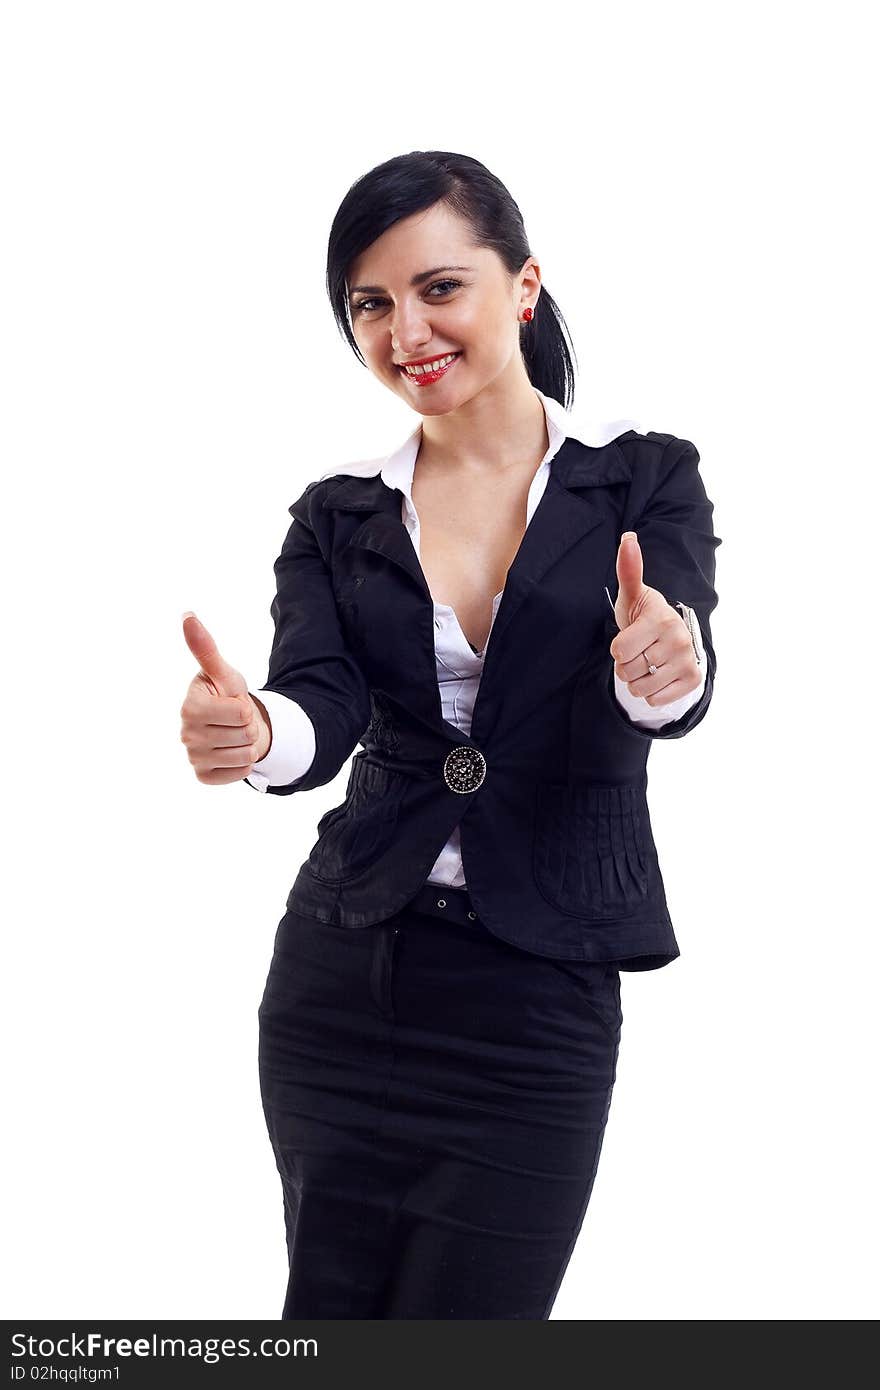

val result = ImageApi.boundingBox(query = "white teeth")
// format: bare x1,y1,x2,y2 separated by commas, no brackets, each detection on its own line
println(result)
403,353,458,376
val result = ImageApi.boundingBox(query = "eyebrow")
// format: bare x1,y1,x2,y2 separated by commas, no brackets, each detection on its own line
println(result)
348,265,475,300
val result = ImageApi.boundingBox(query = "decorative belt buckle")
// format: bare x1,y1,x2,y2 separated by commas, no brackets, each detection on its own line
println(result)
443,745,487,794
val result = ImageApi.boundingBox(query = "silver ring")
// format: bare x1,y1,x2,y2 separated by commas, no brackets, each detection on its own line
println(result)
643,651,658,676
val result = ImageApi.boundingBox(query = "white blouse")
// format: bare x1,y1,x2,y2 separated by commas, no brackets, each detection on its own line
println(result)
246,389,706,889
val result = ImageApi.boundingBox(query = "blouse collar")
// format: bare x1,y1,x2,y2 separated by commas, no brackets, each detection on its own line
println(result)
378,388,642,500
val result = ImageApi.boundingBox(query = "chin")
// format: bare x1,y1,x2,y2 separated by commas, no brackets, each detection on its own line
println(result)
408,379,489,419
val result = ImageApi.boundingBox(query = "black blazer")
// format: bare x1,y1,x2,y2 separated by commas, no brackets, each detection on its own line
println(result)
250,428,720,971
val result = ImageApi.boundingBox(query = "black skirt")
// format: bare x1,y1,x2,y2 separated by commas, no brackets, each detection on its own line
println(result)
257,885,622,1319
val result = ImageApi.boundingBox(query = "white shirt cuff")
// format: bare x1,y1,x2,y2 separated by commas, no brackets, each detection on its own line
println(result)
243,690,317,792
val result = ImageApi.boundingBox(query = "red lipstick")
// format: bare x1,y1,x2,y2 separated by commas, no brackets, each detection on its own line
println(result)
397,352,462,387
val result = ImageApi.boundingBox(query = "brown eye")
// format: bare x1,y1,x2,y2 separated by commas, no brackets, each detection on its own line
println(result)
353,279,462,316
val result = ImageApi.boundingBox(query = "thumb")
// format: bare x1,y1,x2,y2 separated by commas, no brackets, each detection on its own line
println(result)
182,611,248,699
614,531,646,627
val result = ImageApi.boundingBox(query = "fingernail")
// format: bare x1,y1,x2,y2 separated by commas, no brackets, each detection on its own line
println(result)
182,610,195,621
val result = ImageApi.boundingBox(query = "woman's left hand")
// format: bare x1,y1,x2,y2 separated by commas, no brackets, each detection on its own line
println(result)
609,532,702,706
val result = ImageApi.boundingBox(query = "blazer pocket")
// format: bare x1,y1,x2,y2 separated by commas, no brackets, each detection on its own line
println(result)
307,754,407,884
533,781,651,918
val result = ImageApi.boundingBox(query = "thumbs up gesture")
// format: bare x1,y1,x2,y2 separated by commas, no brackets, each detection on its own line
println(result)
609,532,702,706
179,612,272,785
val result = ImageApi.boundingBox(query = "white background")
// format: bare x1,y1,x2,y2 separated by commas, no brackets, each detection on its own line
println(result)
2,0,876,1321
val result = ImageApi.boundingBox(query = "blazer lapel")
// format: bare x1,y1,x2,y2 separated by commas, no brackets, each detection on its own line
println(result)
325,435,633,597
316,462,423,578
321,434,636,735
481,440,616,653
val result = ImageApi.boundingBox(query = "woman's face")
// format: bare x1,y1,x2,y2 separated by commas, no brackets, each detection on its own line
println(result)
347,202,540,417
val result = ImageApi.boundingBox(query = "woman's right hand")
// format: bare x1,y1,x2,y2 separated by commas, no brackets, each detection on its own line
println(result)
180,612,271,785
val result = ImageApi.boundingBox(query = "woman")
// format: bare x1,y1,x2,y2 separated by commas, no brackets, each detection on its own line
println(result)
180,150,720,1318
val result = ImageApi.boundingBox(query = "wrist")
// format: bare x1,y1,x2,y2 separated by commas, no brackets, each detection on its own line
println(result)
249,693,273,761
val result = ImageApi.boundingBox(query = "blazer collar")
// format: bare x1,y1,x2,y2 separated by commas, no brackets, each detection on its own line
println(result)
315,391,642,670
320,389,639,513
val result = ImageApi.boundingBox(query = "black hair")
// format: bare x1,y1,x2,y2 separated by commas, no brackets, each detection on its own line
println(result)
326,150,577,410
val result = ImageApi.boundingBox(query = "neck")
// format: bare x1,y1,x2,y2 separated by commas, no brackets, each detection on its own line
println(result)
417,365,548,476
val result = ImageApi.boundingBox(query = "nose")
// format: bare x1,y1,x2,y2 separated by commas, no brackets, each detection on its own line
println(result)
391,300,433,356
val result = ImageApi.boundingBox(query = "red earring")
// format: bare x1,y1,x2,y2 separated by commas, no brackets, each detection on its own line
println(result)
521,307,534,322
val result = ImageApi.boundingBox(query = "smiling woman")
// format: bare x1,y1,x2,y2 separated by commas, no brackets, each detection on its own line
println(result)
213,149,722,1320
329,176,575,424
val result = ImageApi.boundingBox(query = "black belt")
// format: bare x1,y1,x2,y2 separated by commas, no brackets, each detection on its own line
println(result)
407,883,482,928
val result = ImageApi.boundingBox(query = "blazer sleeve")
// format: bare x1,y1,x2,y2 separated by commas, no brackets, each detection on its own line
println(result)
245,481,372,793
603,437,721,740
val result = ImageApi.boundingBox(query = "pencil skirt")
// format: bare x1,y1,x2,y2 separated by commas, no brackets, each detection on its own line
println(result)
257,887,622,1319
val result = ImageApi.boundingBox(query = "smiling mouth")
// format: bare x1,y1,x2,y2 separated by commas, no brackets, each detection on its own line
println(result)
397,352,462,382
